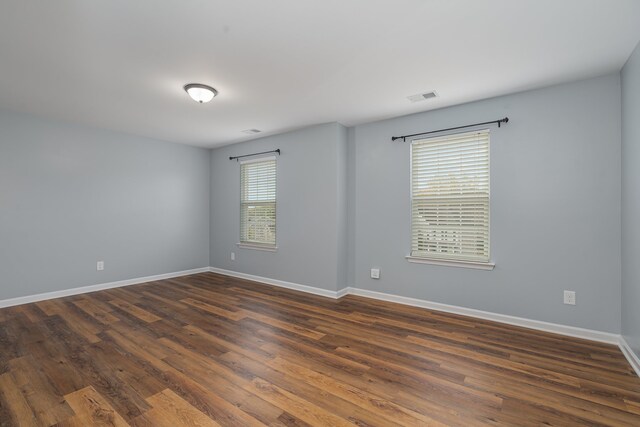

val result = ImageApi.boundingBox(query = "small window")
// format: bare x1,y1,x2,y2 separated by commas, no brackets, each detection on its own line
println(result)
410,130,490,263
240,157,276,247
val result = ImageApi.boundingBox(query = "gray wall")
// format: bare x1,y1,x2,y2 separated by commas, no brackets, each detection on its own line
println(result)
0,110,210,300
210,123,348,291
351,74,622,333
622,42,640,353
0,72,627,337
336,124,349,292
346,127,357,289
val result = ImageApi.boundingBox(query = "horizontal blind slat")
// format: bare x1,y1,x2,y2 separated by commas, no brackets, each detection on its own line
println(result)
411,130,490,262
240,159,277,246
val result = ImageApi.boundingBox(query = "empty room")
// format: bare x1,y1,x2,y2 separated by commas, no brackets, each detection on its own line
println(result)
2,0,640,425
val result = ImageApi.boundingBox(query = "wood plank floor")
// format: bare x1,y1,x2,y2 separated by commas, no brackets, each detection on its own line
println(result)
1,272,640,426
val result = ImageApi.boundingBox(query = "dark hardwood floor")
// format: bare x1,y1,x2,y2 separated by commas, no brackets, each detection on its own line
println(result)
1,272,639,426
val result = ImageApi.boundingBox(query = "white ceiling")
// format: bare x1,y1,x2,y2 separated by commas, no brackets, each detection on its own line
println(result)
1,0,639,148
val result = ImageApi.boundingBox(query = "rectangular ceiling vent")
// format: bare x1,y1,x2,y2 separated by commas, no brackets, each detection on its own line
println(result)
242,129,261,135
407,91,437,103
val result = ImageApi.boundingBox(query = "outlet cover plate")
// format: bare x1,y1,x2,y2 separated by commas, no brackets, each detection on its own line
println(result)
563,290,576,305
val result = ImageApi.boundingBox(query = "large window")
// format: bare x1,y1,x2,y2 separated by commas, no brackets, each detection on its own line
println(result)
410,130,490,263
240,157,276,247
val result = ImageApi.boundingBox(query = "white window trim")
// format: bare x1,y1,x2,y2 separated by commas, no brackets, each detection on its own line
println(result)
406,255,494,270
237,242,278,252
239,155,277,248
408,129,492,266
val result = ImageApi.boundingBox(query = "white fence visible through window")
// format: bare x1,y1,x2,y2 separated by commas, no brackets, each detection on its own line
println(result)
240,157,276,246
411,130,490,263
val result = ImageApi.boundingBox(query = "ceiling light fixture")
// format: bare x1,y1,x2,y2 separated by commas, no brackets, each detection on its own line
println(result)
184,83,218,103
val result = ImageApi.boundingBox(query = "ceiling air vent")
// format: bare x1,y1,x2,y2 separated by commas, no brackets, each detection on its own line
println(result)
242,129,261,135
407,91,437,103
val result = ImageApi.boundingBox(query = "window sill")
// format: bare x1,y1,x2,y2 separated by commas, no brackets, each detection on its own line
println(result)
237,243,278,252
406,256,495,270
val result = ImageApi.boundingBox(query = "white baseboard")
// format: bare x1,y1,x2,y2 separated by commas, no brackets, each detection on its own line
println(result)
347,287,620,345
208,267,342,299
0,267,210,309
207,267,620,346
619,336,640,377
335,287,351,298
3,265,636,378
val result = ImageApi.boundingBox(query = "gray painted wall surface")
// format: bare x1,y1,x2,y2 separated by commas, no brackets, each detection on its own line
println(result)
622,42,640,353
210,123,348,291
0,110,210,300
0,73,627,337
346,127,357,289
351,74,622,333
336,124,349,291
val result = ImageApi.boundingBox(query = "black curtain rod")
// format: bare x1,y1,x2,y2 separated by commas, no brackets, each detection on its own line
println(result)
229,149,281,161
391,117,509,142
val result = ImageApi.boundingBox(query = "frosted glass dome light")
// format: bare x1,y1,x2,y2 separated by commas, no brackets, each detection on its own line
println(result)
184,84,217,103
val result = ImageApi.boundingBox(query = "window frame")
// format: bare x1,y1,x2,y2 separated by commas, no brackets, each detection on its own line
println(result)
238,155,277,251
406,129,494,270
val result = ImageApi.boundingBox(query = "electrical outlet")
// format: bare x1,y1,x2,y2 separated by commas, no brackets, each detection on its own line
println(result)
231,252,235,261
370,268,380,279
97,261,104,271
563,290,576,305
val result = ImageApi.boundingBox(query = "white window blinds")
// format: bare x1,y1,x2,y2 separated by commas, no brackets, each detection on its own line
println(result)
411,130,490,262
240,157,276,246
